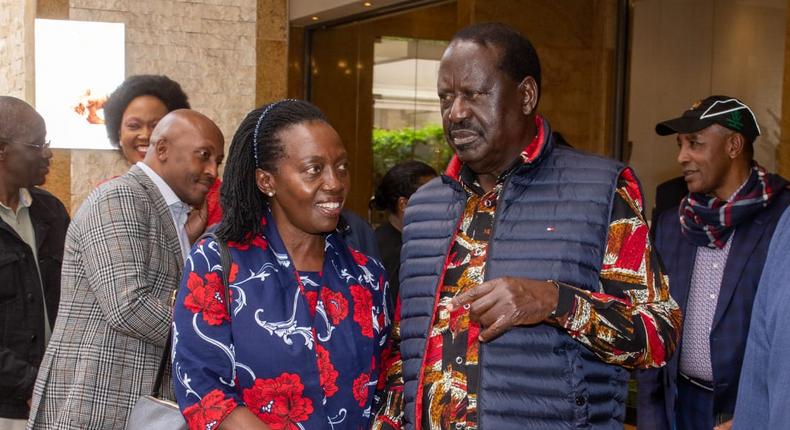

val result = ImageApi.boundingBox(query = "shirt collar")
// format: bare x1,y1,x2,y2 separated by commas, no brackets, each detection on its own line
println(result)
136,162,187,209
0,188,33,212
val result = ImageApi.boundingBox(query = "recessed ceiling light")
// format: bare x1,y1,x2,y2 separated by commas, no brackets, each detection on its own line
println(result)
311,16,319,21
363,2,373,6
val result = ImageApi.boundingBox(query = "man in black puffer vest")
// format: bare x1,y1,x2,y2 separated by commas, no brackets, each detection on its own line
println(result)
0,96,69,429
372,23,682,430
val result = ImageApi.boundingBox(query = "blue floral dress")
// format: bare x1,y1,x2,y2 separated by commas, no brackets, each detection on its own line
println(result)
171,212,390,430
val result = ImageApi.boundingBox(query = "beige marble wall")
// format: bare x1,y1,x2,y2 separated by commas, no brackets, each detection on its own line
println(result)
36,0,67,19
0,0,34,101
67,0,258,211
256,0,287,105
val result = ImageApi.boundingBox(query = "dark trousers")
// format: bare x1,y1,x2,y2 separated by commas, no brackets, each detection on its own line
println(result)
675,375,714,430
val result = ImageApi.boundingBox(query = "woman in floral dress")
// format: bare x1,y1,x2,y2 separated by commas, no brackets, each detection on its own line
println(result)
171,100,391,430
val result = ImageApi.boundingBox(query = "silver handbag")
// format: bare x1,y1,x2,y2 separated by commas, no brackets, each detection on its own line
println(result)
125,394,186,430
125,233,232,430
124,332,187,430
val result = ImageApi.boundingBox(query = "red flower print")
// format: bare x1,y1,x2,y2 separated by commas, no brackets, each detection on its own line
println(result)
315,345,339,398
352,372,371,407
349,247,368,266
350,285,373,338
228,235,268,251
184,272,230,326
377,311,385,332
228,263,239,283
183,389,237,430
242,373,314,430
227,240,245,250
320,289,348,325
304,291,318,318
251,236,268,250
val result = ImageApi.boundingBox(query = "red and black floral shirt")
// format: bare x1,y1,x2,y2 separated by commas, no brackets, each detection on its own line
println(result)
372,117,682,430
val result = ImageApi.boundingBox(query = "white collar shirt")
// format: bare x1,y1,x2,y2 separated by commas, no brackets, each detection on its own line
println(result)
136,162,192,260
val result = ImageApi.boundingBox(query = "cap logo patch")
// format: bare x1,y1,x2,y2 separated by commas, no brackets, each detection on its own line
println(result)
690,100,703,110
699,98,761,135
727,110,743,130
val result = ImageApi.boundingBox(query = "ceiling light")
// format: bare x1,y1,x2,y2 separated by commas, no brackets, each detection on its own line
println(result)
311,16,319,21
363,2,372,6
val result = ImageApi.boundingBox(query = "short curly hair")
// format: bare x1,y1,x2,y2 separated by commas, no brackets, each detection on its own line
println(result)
103,75,190,148
452,23,542,105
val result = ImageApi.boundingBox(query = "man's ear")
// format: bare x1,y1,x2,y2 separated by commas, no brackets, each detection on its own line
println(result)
727,132,746,159
255,168,276,196
155,138,169,161
397,196,408,216
519,76,539,116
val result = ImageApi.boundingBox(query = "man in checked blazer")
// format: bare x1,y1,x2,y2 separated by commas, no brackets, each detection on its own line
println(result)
26,110,224,429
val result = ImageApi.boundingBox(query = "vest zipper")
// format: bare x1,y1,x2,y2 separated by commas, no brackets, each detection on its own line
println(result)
413,191,466,430
476,172,515,430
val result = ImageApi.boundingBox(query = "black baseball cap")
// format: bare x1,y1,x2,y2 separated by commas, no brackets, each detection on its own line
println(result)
655,95,761,143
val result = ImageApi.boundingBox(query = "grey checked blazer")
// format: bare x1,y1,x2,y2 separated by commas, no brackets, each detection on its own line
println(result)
27,166,184,430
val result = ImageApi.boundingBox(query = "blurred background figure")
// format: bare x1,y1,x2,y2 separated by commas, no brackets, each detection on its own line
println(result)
103,74,222,232
370,160,436,306
0,96,69,430
651,175,688,233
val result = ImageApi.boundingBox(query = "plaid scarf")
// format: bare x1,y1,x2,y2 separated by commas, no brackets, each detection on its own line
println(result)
680,164,787,248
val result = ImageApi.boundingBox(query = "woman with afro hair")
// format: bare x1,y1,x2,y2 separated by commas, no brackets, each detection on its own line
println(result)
103,74,222,234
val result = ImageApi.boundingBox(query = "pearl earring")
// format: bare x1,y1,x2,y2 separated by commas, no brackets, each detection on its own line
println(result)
267,191,274,197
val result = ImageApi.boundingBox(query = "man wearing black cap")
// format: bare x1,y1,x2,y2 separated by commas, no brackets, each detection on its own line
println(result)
637,95,790,430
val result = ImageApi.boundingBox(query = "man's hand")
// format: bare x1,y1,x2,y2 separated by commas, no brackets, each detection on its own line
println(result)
27,398,31,408
713,419,732,430
185,200,209,244
448,277,559,342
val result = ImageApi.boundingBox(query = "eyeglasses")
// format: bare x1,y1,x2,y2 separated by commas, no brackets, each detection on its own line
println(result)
21,140,51,151
0,139,51,151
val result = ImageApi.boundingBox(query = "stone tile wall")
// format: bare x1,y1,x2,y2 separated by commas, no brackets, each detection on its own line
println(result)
0,0,33,100
68,0,258,210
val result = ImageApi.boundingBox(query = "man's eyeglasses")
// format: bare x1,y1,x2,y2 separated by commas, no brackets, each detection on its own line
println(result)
0,139,51,151
22,140,51,151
